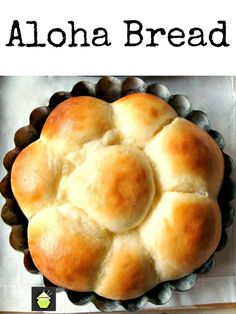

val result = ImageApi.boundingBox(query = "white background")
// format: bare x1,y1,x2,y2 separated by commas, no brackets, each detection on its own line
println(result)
0,0,235,75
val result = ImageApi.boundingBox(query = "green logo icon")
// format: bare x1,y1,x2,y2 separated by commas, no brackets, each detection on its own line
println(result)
32,286,56,311
37,290,51,309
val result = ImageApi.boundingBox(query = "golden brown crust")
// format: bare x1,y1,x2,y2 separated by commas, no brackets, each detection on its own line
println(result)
68,145,155,233
28,205,111,291
96,231,157,300
42,96,112,153
145,118,224,197
140,192,222,281
112,93,177,147
11,141,60,218
10,94,224,300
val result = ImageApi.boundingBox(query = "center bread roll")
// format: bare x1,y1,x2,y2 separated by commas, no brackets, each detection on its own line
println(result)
68,145,155,233
10,93,224,300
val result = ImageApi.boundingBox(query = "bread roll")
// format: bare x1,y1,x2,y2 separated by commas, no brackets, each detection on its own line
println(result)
42,96,113,154
11,141,60,218
140,192,221,281
112,93,177,147
96,231,157,300
28,204,111,291
68,145,155,233
145,118,224,197
11,93,224,300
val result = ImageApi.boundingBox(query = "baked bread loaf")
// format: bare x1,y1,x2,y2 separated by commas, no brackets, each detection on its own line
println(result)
11,93,224,300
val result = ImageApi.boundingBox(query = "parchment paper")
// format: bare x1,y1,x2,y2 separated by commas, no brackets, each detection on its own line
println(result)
0,76,235,312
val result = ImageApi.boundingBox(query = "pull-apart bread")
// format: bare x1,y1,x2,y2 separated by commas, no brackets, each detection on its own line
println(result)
11,93,224,300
